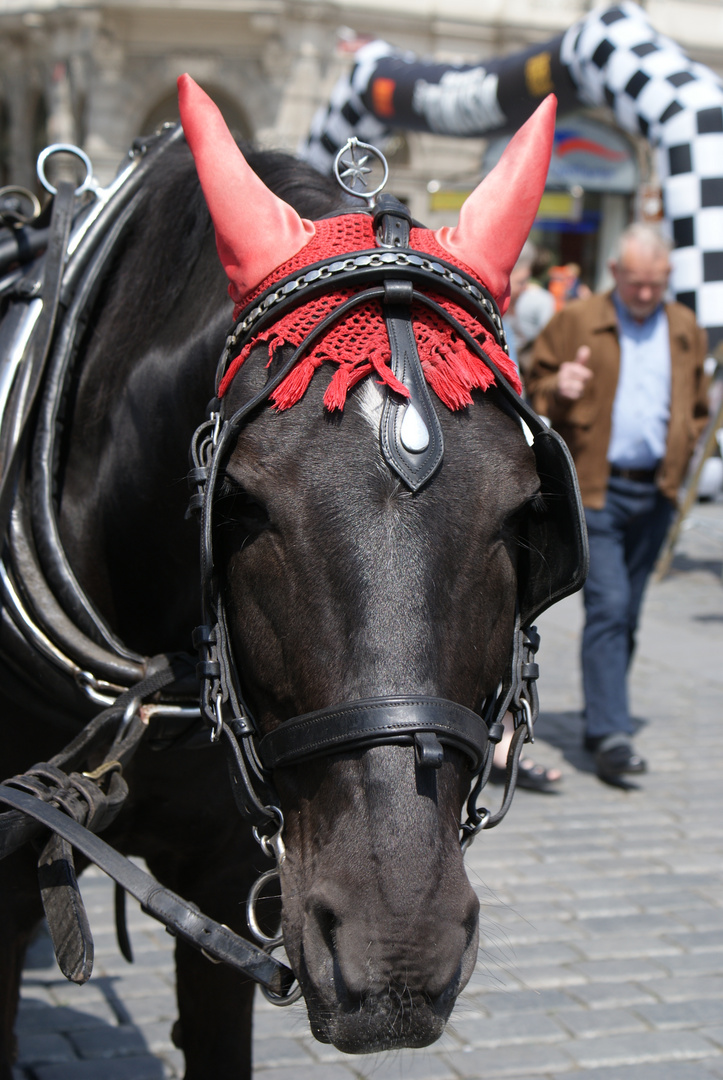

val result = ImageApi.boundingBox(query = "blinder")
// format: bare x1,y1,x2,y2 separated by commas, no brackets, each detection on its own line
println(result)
188,190,588,851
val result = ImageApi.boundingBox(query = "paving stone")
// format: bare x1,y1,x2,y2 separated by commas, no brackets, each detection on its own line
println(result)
631,892,720,916
480,942,583,969
253,1068,359,1080
504,965,588,990
68,1025,149,1060
561,896,642,919
253,1006,311,1039
15,1033,76,1065
134,1020,176,1053
567,1030,719,1068
494,919,584,946
679,909,723,931
576,934,683,961
252,1036,316,1065
666,931,723,952
33,1056,166,1080
344,1052,458,1079
463,966,523,993
554,1006,649,1039
15,1003,118,1034
704,1029,723,1049
551,1064,723,1080
569,958,668,982
654,976,723,1002
464,988,576,1016
566,981,659,1009
445,1042,574,1077
571,871,718,897
632,999,723,1029
16,983,57,1006
442,1011,566,1048
659,953,723,976
572,913,687,936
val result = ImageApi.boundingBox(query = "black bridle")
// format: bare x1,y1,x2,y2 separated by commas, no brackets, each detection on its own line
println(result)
188,195,582,854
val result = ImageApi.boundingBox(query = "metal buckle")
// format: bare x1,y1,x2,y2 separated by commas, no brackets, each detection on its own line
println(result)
252,806,286,863
37,143,96,197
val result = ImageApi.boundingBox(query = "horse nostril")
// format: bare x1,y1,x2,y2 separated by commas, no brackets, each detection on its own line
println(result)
314,903,339,955
303,892,344,984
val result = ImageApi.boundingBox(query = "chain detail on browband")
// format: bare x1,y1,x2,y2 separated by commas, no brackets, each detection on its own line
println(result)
223,249,505,362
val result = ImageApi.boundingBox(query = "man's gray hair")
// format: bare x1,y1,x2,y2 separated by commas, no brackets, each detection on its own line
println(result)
612,222,672,263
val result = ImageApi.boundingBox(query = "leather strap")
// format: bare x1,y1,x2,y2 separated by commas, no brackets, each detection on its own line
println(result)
0,785,294,996
259,696,489,772
0,654,192,859
38,832,94,983
0,181,75,539
380,279,445,490
374,194,414,250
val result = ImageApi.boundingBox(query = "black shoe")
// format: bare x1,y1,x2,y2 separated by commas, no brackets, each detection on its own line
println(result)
595,741,647,784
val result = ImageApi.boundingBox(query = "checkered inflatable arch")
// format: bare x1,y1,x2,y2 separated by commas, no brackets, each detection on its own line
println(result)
301,2,723,346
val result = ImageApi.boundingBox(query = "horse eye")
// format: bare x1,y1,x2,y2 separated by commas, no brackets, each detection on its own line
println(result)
506,492,545,527
526,492,547,517
215,479,270,535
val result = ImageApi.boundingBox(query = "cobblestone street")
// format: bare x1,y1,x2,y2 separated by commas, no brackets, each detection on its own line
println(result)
13,501,723,1080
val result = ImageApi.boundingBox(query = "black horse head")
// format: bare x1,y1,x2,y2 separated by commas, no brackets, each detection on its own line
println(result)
216,365,542,1050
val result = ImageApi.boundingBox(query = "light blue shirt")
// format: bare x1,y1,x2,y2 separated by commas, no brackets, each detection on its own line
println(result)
607,294,671,470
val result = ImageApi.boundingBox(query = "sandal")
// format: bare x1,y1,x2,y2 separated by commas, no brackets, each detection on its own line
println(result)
489,758,561,793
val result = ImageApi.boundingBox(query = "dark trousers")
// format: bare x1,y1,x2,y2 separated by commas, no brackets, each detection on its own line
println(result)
581,476,674,742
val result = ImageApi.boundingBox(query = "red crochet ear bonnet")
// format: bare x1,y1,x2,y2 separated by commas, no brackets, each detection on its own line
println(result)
217,214,522,411
177,75,557,414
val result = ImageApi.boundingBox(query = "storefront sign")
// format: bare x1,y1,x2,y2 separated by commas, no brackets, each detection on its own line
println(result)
483,112,638,193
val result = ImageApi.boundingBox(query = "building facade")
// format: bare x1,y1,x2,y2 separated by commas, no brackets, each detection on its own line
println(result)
0,0,722,289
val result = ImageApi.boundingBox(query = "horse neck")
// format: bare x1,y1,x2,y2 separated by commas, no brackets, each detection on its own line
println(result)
57,244,230,655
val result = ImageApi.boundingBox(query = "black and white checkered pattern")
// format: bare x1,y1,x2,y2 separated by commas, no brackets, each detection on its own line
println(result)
299,41,395,176
301,3,723,346
561,1,723,346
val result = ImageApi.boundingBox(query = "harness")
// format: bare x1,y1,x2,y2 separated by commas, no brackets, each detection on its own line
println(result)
0,132,588,1005
0,131,292,998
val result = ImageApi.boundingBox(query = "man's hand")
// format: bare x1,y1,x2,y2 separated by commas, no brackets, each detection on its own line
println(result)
557,345,592,400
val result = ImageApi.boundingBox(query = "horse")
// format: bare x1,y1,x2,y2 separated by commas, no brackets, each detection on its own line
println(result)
0,79,585,1079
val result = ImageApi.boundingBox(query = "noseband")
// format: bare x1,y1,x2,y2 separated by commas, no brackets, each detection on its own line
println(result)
188,192,561,856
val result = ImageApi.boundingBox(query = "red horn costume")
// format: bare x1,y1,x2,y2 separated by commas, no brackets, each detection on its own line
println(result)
178,75,556,411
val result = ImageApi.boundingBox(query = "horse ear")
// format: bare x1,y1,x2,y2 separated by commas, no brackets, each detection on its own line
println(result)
177,74,316,303
433,94,557,313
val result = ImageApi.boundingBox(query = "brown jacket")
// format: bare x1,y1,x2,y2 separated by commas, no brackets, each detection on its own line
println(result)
526,291,709,508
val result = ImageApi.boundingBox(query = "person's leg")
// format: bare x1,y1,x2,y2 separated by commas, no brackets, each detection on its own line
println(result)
624,486,675,663
492,711,561,791
581,488,633,743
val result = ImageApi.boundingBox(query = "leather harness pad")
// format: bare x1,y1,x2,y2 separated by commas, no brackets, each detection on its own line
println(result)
380,279,444,491
258,696,489,772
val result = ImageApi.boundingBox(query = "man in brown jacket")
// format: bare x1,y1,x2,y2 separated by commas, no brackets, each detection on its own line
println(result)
527,223,708,784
